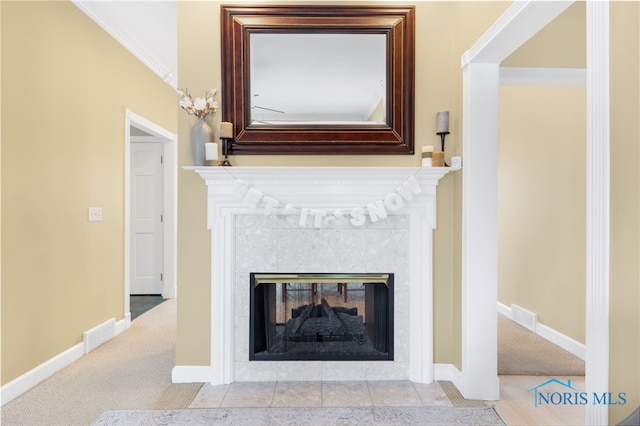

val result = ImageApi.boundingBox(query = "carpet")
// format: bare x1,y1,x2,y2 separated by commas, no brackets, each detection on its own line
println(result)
498,314,585,376
93,406,506,426
1,300,202,426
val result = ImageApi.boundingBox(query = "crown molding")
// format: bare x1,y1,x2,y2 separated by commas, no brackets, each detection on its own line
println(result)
72,0,177,89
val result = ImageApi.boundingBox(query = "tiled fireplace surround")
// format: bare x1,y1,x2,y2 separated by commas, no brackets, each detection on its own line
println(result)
183,167,454,386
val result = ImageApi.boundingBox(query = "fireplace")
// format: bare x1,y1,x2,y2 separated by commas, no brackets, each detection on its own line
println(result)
250,273,394,361
181,166,453,385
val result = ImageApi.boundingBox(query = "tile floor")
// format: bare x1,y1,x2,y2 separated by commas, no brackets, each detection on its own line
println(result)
190,380,454,409
188,377,586,425
130,295,165,320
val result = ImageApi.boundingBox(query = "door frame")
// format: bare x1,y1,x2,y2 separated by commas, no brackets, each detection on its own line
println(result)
460,1,610,424
124,109,177,323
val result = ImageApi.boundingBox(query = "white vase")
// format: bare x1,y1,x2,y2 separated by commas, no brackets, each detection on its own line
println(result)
190,119,212,166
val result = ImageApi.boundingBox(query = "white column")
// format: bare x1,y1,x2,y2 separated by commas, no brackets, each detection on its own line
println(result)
585,1,610,424
210,204,234,385
460,62,500,400
409,211,435,383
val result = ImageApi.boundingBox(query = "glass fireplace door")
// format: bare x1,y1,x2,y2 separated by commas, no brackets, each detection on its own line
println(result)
250,273,394,361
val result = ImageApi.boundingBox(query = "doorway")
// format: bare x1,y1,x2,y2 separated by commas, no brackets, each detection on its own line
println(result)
124,109,177,323
497,82,586,376
461,2,609,424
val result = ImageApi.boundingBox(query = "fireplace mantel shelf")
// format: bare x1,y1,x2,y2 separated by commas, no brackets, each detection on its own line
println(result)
183,165,461,177
184,166,460,193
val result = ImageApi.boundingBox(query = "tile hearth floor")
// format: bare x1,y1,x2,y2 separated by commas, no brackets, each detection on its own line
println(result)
190,380,464,409
188,378,585,425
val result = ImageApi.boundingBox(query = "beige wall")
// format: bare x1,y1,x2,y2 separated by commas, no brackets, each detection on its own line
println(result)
498,86,586,342
175,1,510,368
502,2,585,68
609,2,640,423
1,1,176,384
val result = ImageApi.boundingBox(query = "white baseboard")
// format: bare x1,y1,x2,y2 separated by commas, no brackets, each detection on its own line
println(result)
496,302,512,318
433,363,465,394
498,302,585,360
0,343,84,406
536,322,586,360
83,318,116,354
1,317,127,406
510,304,537,332
172,366,211,383
122,312,132,331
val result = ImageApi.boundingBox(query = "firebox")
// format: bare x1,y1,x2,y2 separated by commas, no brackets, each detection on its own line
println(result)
250,273,394,361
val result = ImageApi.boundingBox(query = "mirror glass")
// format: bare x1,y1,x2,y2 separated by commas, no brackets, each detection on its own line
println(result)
250,33,387,125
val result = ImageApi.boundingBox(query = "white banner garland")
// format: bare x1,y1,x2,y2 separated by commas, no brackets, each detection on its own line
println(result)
228,175,423,228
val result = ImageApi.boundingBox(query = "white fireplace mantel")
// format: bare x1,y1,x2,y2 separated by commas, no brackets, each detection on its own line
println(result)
186,166,456,227
180,166,457,385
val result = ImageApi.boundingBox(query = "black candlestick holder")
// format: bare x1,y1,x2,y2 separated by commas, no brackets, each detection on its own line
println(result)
219,137,233,166
437,131,450,166
437,131,449,152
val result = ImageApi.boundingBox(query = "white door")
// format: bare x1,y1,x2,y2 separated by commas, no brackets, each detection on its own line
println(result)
130,142,164,295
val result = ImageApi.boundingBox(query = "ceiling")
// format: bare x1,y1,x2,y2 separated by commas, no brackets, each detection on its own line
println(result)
72,0,178,88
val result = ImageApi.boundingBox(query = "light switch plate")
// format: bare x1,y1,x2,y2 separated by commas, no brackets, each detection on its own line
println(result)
88,207,103,222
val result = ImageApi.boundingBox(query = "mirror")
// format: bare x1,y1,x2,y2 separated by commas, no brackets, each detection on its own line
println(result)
250,33,387,125
221,5,415,155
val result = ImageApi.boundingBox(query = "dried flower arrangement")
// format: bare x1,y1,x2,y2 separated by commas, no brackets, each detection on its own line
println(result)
177,88,218,119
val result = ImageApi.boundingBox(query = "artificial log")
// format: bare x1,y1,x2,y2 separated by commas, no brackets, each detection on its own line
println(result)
289,302,315,335
320,298,347,334
284,298,364,342
292,304,357,318
336,312,365,335
333,306,358,316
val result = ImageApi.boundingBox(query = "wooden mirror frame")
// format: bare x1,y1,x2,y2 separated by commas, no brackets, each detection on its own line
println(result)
221,5,415,155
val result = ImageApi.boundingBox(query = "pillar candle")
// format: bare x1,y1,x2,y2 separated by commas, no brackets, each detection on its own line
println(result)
220,122,233,138
436,111,449,133
421,145,433,167
432,151,445,167
205,142,218,161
